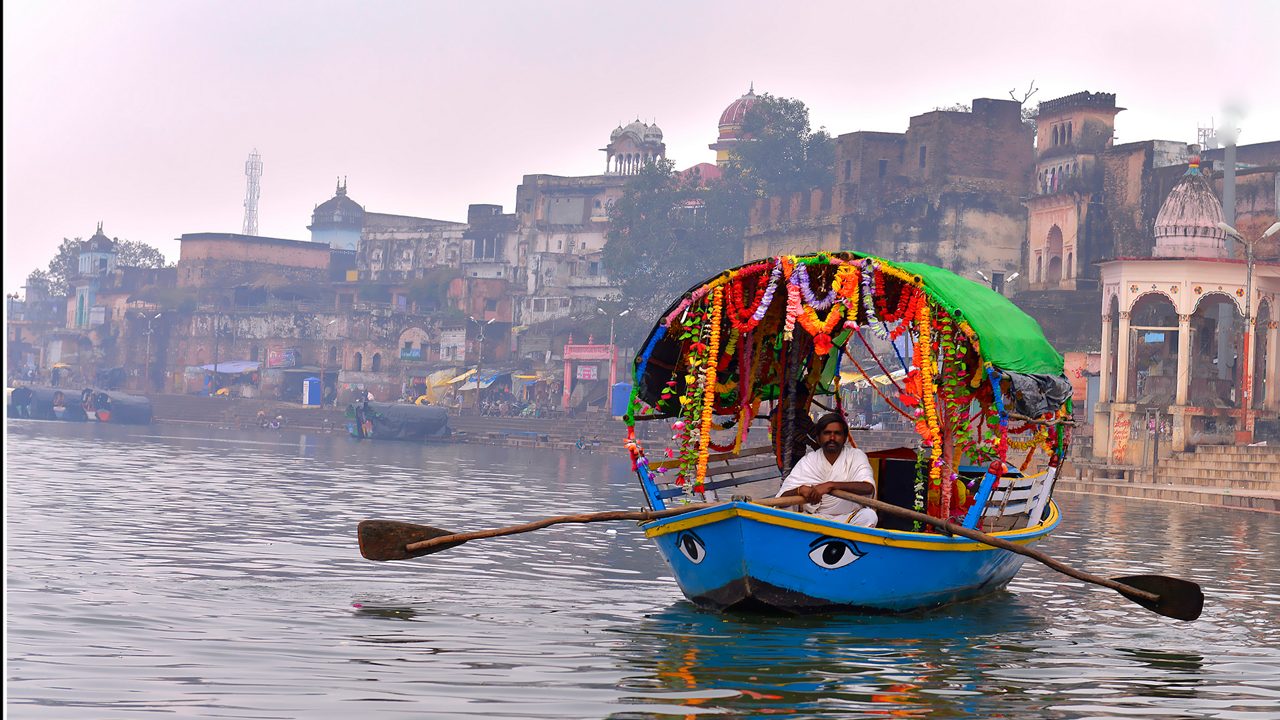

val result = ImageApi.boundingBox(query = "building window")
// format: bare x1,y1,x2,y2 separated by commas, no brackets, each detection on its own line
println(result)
1067,123,1073,143
991,272,1005,294
250,345,260,362
354,352,363,372
1053,126,1059,146
844,159,852,180
588,261,599,276
371,353,382,372
918,146,927,169
474,237,502,259
878,159,888,178
329,346,338,365
560,298,570,308
533,298,545,312
485,298,498,312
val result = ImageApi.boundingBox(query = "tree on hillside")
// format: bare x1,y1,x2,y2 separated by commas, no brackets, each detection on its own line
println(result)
42,238,82,296
405,266,460,312
605,159,749,326
32,237,169,296
24,270,52,299
604,94,830,335
732,93,835,196
117,239,169,269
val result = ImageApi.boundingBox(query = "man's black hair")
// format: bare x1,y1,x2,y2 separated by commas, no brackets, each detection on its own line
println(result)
814,412,849,436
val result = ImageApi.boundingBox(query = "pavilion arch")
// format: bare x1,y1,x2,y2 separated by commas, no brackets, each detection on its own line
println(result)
1193,289,1245,317
1126,289,1178,318
1253,298,1273,410
1127,292,1179,405
1189,293,1244,409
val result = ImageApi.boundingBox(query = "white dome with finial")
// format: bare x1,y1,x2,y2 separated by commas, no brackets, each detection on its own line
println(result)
1152,156,1228,258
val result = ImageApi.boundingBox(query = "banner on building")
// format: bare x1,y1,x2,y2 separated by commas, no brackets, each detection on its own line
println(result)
267,347,300,369
576,364,598,380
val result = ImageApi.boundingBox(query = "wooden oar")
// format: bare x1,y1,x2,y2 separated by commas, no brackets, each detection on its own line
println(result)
830,490,1204,621
358,495,805,562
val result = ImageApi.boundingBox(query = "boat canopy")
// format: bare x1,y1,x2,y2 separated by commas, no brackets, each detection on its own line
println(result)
630,252,1069,419
622,251,1073,522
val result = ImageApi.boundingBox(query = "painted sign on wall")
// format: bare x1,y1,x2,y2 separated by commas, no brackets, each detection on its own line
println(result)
267,347,299,369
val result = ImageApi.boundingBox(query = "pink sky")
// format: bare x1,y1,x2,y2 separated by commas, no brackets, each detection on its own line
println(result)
4,0,1278,294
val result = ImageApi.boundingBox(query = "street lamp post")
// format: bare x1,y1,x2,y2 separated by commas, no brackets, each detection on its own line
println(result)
469,316,494,411
142,312,161,393
1217,220,1280,441
597,307,630,389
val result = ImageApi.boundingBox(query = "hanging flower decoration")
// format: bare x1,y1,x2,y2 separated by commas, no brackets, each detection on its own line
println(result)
626,251,1070,530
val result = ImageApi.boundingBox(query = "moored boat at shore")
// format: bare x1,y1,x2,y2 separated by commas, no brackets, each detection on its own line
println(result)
8,385,153,425
346,401,451,441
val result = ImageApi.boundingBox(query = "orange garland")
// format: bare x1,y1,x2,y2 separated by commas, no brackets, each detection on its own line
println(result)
694,286,724,488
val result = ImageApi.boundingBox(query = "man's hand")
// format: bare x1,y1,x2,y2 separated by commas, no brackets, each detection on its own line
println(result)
799,483,835,502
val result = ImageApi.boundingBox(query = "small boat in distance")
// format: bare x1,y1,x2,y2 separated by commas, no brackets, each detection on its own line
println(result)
623,251,1073,613
8,386,153,425
347,401,451,441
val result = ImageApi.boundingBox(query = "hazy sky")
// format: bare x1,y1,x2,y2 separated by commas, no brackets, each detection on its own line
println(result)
4,0,1278,294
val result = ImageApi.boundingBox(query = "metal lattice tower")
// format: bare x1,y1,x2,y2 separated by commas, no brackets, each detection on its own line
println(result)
242,149,263,236
1197,119,1218,150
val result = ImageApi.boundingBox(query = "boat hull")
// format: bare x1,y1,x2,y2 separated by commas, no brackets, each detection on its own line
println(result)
644,501,1059,614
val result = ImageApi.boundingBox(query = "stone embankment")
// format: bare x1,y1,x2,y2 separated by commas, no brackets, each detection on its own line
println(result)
145,394,921,455
1060,444,1280,513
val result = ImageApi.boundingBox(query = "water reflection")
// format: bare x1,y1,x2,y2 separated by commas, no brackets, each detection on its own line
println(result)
6,421,1280,719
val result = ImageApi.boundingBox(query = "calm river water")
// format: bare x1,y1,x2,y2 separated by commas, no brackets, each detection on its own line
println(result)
5,420,1280,719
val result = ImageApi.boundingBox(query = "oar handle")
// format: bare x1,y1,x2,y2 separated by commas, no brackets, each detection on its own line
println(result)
404,495,804,553
830,490,1160,604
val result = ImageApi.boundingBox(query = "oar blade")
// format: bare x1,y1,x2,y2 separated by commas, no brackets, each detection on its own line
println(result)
1112,574,1204,621
358,520,466,561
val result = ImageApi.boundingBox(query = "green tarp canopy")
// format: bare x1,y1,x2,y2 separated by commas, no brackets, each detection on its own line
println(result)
885,257,1064,376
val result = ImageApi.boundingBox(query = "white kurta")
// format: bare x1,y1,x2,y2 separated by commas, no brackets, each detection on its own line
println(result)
776,446,877,524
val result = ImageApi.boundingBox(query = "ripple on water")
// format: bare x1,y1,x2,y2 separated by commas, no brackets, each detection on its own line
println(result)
6,421,1280,719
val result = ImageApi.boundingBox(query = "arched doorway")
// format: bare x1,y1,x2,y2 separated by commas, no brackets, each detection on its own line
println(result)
371,353,382,372
1128,293,1178,405
1188,293,1243,409
1045,225,1064,285
353,351,363,372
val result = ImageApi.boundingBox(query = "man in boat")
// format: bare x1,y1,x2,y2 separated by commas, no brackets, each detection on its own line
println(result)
775,412,878,527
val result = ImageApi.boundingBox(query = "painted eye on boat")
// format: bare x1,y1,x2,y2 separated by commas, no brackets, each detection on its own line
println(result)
676,531,706,564
808,538,864,569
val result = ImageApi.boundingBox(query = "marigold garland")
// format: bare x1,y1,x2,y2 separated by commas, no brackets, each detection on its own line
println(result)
694,286,724,490
625,251,1069,532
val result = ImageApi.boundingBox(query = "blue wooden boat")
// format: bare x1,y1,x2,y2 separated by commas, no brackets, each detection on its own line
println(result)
623,252,1073,614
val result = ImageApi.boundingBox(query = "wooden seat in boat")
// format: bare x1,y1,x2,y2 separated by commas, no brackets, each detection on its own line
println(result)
648,445,782,502
978,471,1056,532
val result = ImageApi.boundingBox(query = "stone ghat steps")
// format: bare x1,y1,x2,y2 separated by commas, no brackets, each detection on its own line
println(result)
1057,478,1280,513
1127,472,1280,491
1189,444,1280,457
